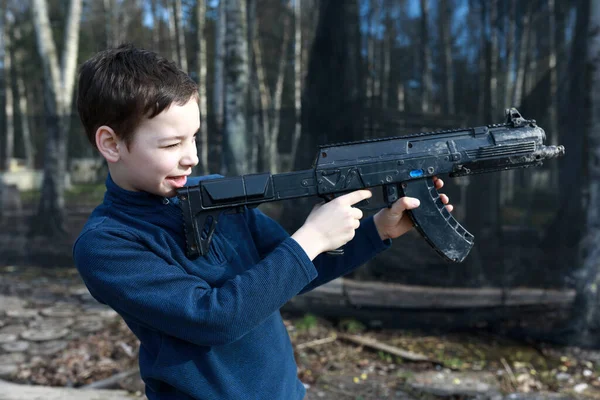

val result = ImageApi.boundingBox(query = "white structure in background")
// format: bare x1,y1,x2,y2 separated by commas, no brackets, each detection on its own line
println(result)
0,158,71,191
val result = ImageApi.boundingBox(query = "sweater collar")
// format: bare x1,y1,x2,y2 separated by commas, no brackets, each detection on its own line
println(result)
104,173,178,208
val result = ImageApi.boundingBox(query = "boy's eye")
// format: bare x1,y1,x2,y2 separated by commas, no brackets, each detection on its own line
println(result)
163,143,180,149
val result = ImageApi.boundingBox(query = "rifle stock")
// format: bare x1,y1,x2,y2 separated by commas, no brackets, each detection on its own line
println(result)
177,108,564,263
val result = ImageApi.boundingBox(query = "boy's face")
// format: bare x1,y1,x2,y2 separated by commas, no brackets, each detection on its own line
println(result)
115,98,200,198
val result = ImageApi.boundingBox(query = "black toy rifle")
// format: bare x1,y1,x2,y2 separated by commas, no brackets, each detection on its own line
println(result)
177,108,564,263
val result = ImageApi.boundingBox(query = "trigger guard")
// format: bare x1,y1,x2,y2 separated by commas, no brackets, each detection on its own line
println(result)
399,178,474,263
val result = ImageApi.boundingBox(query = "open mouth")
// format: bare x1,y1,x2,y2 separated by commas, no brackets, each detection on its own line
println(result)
166,175,188,188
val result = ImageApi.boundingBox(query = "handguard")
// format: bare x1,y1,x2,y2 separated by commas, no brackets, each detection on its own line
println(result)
399,177,474,262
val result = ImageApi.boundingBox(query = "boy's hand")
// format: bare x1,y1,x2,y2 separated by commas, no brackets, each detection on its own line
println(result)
373,177,453,241
292,190,372,260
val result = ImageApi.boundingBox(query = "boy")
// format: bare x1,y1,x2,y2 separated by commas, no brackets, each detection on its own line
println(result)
73,45,452,400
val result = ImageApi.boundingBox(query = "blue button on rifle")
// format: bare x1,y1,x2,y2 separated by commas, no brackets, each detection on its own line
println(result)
409,169,424,178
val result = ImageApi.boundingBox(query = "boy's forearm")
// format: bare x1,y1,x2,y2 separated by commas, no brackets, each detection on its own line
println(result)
291,227,323,261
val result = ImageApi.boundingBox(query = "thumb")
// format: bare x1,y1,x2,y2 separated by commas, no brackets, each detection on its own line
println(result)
391,197,420,216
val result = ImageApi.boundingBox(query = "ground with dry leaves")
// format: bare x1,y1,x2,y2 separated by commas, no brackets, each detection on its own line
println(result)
1,266,600,400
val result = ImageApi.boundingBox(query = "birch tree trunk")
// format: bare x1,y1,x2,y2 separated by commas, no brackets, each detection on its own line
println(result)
290,0,303,167
3,10,14,171
223,0,248,175
253,27,271,170
13,22,34,169
420,0,433,113
0,0,5,170
31,0,82,236
268,13,291,173
174,0,188,71
575,0,600,347
440,0,454,114
196,0,208,174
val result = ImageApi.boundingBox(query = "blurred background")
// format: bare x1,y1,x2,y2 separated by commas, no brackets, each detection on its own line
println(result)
0,0,599,398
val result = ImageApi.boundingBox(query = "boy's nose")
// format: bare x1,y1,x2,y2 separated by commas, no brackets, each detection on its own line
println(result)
181,144,199,167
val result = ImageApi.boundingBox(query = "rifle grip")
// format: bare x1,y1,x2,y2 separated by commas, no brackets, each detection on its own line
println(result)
399,178,474,263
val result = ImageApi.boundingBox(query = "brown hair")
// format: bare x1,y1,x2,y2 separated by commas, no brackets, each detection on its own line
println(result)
76,44,198,149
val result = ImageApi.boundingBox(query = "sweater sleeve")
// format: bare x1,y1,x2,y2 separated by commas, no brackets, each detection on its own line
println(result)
73,228,317,347
244,208,391,294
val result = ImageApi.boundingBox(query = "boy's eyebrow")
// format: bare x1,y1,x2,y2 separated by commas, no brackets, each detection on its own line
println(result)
159,135,187,142
159,131,198,142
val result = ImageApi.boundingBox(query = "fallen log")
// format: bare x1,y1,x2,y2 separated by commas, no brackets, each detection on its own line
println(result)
291,278,575,310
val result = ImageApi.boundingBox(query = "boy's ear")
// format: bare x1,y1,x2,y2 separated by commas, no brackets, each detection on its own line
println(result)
96,126,122,163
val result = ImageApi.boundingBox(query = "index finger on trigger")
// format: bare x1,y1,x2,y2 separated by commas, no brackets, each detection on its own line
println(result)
338,189,373,206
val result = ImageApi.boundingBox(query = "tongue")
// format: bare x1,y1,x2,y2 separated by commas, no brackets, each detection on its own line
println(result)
168,176,187,188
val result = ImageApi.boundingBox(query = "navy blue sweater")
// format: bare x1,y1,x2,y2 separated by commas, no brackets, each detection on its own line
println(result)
73,174,391,399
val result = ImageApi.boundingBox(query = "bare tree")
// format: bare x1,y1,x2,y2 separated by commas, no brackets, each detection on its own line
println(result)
500,0,517,206
504,0,516,109
102,0,114,48
290,0,303,165
223,0,248,175
575,0,600,347
254,6,291,173
525,16,538,96
513,3,532,107
420,0,433,113
13,22,34,169
253,21,271,168
268,10,291,173
247,0,259,172
196,0,208,174
477,0,486,119
440,0,455,114
548,0,559,189
213,0,225,142
167,0,178,63
3,9,14,171
174,0,188,71
0,0,5,170
489,0,498,120
31,0,82,236
381,5,392,109
366,0,376,109
150,0,160,50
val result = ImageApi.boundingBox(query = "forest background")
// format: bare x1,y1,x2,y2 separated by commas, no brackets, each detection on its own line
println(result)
0,0,599,348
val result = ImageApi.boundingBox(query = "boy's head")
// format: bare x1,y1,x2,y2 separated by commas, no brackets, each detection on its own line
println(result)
77,44,200,198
